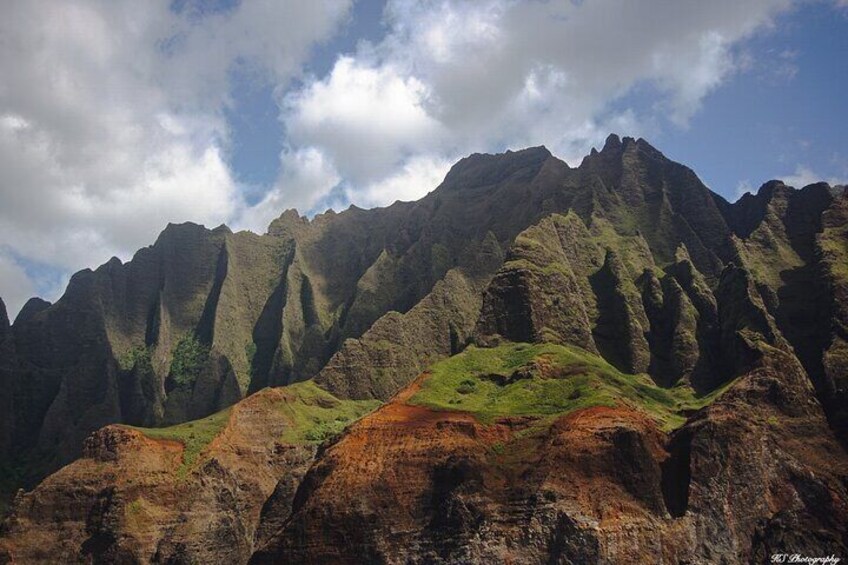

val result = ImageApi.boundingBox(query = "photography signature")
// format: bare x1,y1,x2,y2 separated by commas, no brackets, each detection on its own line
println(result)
771,555,841,565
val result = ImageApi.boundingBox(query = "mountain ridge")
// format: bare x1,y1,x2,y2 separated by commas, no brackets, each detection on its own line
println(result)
2,135,848,562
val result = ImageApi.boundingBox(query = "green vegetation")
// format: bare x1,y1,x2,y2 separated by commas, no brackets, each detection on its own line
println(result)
737,230,803,291
126,498,143,516
127,379,378,481
245,341,257,365
277,380,381,444
130,408,231,479
409,342,734,431
169,334,209,387
457,379,477,394
118,345,152,372
430,242,452,277
820,225,848,282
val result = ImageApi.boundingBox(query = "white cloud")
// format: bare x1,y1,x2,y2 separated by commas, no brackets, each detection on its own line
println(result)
0,0,351,310
0,0,819,311
236,147,341,233
0,251,37,322
273,0,797,211
353,154,453,208
283,57,445,185
779,165,847,188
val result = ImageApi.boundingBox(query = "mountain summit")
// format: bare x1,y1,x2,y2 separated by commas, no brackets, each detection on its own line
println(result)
2,137,848,563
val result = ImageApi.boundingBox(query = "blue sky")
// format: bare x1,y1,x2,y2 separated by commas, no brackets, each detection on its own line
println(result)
658,2,848,197
0,0,846,318
226,0,848,204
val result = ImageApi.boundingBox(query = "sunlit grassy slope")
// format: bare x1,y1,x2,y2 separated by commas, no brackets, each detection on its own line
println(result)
274,380,381,444
129,340,732,480
129,380,379,477
409,342,733,430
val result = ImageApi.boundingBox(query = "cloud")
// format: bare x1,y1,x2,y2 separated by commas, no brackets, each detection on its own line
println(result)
283,57,445,185
235,146,341,233
735,180,755,201
0,251,37,322
274,0,797,210
779,165,847,188
353,154,453,208
0,0,813,313
0,0,351,314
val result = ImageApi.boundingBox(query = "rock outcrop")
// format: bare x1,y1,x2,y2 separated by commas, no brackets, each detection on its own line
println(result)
0,384,375,563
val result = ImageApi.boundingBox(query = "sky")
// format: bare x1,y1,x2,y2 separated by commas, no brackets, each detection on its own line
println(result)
0,0,846,319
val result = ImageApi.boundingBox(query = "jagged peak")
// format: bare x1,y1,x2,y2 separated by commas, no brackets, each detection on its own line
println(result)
468,145,552,160
582,133,668,170
755,179,791,197
267,208,309,237
162,220,208,232
88,256,125,278
751,179,836,201
103,256,123,270
603,133,622,151
440,145,554,190
726,179,835,239
589,134,623,158
14,297,51,325
754,179,835,204
154,221,219,246
633,137,664,158
461,145,552,165
278,208,305,221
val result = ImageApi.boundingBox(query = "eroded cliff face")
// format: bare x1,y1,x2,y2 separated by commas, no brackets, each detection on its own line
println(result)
0,384,378,564
2,136,848,563
251,349,848,564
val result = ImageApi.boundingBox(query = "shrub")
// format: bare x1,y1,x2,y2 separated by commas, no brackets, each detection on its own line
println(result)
457,379,477,394
170,334,209,388
126,498,143,515
304,419,348,443
245,341,257,364
119,346,152,372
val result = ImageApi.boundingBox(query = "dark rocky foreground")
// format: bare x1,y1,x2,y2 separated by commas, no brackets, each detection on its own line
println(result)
2,135,848,563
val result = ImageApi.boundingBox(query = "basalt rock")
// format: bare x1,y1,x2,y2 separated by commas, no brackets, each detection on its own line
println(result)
639,269,700,387
474,214,598,351
0,298,16,511
12,298,50,325
0,388,320,564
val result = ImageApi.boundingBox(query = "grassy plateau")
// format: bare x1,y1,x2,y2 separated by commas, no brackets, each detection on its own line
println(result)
409,342,733,431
